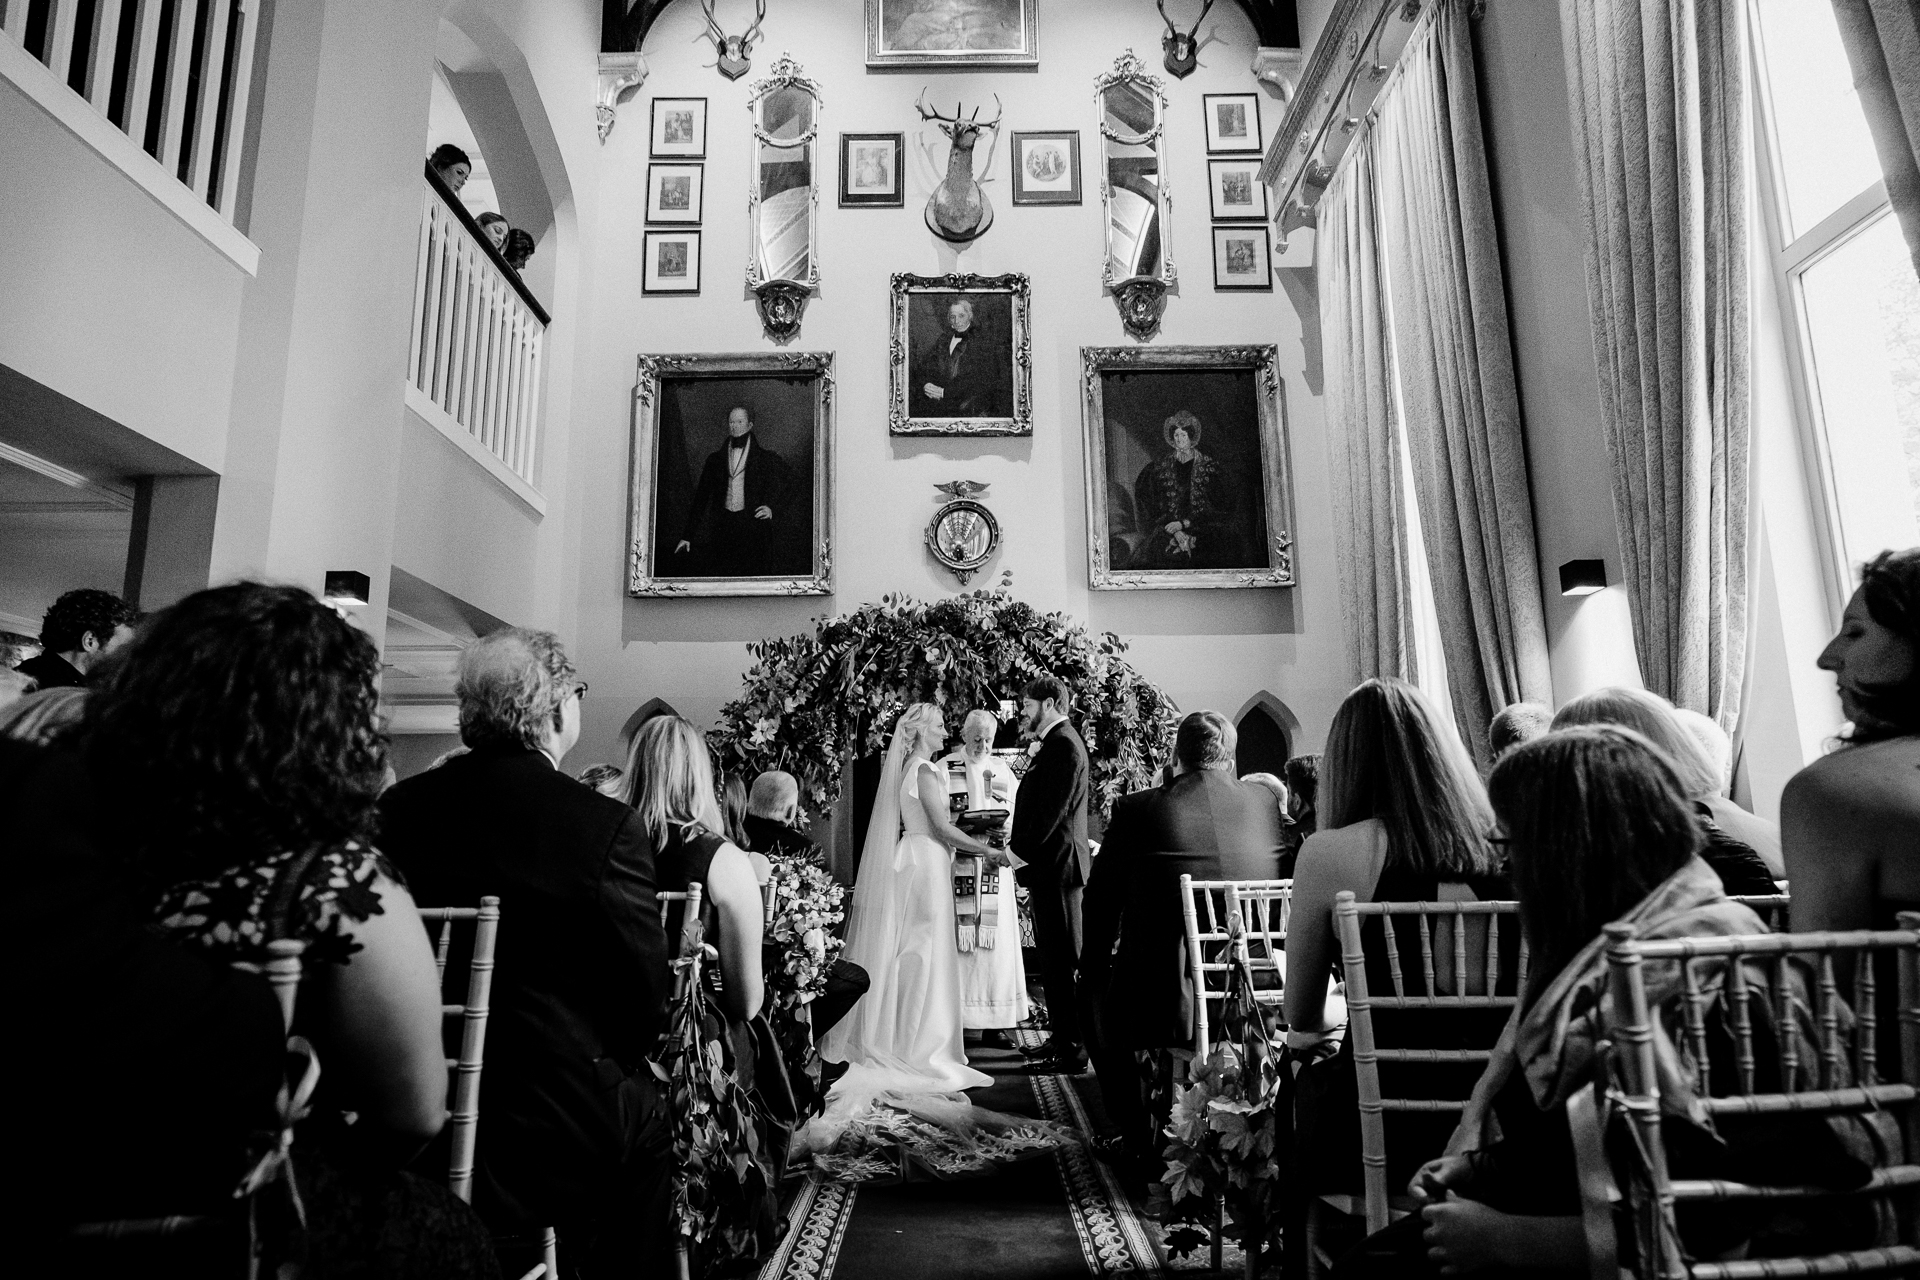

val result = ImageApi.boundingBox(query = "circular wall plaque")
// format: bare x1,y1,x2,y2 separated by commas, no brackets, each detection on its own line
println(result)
925,499,1000,585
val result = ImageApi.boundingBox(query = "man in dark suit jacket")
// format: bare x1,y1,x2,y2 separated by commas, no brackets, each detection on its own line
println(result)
910,297,1007,418
379,629,672,1279
671,406,798,578
1010,674,1092,1073
1080,710,1285,1172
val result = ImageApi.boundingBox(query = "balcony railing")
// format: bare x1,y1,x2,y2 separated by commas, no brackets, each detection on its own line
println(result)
407,168,549,491
2,0,260,225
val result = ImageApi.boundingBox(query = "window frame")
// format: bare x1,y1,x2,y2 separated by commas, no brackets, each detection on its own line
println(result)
1747,0,1900,621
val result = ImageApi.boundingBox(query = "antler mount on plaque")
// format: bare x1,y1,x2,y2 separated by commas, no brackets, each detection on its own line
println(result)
1157,0,1215,78
700,0,765,80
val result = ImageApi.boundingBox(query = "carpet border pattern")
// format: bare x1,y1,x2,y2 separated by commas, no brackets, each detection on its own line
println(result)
1030,1071,1163,1275
757,1178,858,1280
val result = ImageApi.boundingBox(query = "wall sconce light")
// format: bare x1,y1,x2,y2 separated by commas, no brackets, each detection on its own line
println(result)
323,570,371,608
1558,559,1608,597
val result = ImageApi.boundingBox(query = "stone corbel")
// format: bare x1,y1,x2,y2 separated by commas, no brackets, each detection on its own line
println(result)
596,51,649,144
1251,46,1305,102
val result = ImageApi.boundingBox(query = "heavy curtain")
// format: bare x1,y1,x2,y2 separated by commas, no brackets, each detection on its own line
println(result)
1832,0,1920,276
1374,0,1553,766
1560,0,1751,730
1320,144,1419,686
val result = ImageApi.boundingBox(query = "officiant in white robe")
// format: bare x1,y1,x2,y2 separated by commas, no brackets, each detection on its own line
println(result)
940,710,1031,1029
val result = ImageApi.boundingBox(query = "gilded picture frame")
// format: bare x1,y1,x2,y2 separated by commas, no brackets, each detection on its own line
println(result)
1080,345,1294,590
629,352,835,598
865,0,1039,70
889,272,1032,437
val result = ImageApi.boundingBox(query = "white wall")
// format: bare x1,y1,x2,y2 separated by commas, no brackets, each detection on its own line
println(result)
0,76,247,473
563,1,1356,771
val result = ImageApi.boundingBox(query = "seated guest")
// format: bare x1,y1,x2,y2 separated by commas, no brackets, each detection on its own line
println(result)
1786,549,1920,1064
0,664,34,711
1278,752,1320,875
623,716,785,1261
1552,688,1778,893
1081,710,1285,1176
16,588,135,690
429,142,470,193
625,717,765,1024
720,772,767,880
739,768,869,1038
7,736,285,1269
0,685,85,746
1402,726,1876,1274
87,583,491,1273
1285,679,1509,1197
741,769,826,869
1240,770,1290,818
381,628,672,1279
1672,705,1782,876
576,761,625,797
1486,701,1551,762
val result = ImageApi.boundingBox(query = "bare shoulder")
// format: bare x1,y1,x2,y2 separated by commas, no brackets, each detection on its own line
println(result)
1296,819,1390,892
1786,739,1920,817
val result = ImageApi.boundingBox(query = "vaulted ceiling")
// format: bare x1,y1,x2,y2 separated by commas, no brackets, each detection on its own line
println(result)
600,0,1299,55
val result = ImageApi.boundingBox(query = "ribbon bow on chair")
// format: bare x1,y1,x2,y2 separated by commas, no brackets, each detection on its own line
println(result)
233,1035,321,1279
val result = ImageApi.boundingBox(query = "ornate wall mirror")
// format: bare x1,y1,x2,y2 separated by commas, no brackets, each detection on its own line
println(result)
747,54,822,339
1096,51,1175,341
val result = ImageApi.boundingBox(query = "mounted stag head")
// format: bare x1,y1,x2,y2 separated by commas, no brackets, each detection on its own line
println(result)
1157,0,1214,78
916,92,1003,245
701,0,765,80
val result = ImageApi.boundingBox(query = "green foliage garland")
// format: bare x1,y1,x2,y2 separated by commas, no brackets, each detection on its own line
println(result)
709,581,1179,821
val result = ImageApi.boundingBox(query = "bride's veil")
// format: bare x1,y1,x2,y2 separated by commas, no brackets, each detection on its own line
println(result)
818,716,910,1068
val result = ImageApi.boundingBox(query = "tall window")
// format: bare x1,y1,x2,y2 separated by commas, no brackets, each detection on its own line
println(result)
1752,0,1920,577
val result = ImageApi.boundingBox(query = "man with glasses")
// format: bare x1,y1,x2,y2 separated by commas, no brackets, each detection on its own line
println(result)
379,629,674,1277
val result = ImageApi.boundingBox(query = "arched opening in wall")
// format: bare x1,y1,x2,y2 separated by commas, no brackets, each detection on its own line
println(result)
431,19,558,299
1233,692,1300,779
618,697,681,752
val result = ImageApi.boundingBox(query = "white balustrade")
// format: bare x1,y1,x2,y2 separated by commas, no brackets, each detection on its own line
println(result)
2,0,260,224
408,183,547,488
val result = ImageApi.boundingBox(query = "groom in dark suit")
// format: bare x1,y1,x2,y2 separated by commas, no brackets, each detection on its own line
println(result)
1010,674,1092,1073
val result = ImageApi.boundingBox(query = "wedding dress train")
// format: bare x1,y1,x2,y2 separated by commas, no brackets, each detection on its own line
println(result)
799,730,1071,1183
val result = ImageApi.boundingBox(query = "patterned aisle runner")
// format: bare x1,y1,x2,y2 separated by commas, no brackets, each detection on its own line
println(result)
757,1043,1165,1280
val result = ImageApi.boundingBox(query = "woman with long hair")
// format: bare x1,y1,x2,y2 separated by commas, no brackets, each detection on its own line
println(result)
1786,548,1920,937
1401,727,1872,1274
621,717,764,1024
799,703,1071,1180
1552,687,1780,890
1284,678,1506,1196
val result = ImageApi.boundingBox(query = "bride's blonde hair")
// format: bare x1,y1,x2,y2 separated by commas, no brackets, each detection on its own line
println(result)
896,702,945,757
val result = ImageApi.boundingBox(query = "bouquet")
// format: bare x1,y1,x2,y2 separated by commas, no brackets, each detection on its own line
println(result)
763,858,847,1116
764,858,847,1008
1159,912,1287,1271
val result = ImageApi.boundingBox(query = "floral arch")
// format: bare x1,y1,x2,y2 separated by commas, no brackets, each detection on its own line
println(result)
708,584,1179,821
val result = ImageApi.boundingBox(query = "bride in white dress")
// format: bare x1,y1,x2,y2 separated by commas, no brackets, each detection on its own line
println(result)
802,703,1070,1180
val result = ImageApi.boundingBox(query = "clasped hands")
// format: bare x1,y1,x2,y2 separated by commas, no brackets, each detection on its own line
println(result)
1405,1155,1526,1276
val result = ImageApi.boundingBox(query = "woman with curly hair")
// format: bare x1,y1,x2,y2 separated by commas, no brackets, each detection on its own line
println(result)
84,581,494,1276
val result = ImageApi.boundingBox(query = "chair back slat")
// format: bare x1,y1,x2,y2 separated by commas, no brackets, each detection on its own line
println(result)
264,938,305,1032
1678,960,1710,1094
1224,880,1291,1007
414,898,502,1204
1608,919,1920,1278
1180,876,1290,1057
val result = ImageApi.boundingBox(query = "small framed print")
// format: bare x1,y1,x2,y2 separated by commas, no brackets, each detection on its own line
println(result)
643,230,701,294
646,163,704,224
1207,158,1268,222
839,133,904,207
1203,92,1262,155
1010,131,1081,205
1212,225,1272,291
650,97,707,158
